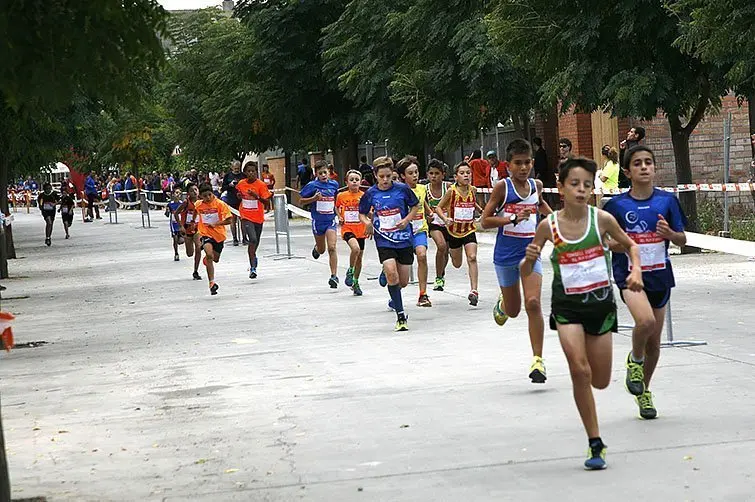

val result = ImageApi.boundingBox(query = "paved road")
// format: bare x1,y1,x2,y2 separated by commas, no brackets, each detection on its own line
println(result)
2,210,754,501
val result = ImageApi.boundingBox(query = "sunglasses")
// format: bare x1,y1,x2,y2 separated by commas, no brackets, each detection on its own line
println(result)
559,144,569,149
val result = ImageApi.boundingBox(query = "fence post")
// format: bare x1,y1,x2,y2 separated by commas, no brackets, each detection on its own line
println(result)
267,194,304,260
721,112,732,238
660,300,708,348
108,193,118,224
140,192,151,228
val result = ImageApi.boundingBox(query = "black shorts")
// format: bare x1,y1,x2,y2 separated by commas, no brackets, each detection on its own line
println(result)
550,303,618,336
619,288,671,310
428,223,450,241
447,232,477,249
200,236,224,256
343,232,365,250
377,246,414,265
41,210,56,221
61,213,73,225
241,220,264,245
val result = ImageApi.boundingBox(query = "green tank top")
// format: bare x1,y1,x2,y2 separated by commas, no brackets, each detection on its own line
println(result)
549,206,614,311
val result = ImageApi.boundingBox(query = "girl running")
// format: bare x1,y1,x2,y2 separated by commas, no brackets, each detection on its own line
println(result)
165,187,183,261
359,156,419,331
435,162,483,306
482,139,552,384
336,170,367,296
176,183,203,280
397,156,433,307
426,159,450,291
37,183,60,246
299,160,340,288
521,157,643,470
603,146,688,420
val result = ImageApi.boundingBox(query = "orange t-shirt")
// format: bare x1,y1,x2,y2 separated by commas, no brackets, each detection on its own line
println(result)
195,197,232,242
469,158,491,188
235,179,271,223
336,190,366,238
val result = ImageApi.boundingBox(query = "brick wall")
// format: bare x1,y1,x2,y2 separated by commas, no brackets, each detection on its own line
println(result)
534,107,560,174
557,106,594,158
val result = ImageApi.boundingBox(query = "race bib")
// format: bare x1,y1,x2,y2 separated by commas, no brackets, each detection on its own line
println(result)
263,178,272,185
241,199,259,209
344,210,360,223
377,208,402,231
43,202,55,211
61,207,70,214
453,202,474,222
502,202,538,238
558,245,610,294
202,212,220,225
628,232,667,271
411,218,424,232
431,212,445,226
185,211,194,222
316,197,335,214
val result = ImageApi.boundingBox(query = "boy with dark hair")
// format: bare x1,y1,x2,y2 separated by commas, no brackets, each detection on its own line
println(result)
236,161,272,279
38,183,60,246
195,183,232,295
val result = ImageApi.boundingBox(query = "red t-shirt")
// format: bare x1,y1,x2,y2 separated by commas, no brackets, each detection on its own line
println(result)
469,159,490,188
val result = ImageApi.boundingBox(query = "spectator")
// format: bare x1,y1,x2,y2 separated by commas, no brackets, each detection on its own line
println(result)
558,138,572,168
532,137,552,183
597,145,620,207
124,172,136,204
468,149,491,206
297,158,313,187
358,156,375,186
61,176,77,196
487,150,508,185
261,164,276,192
619,126,645,188
221,160,245,245
84,170,101,221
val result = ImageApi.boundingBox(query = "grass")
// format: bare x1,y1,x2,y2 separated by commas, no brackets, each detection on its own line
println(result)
697,199,755,241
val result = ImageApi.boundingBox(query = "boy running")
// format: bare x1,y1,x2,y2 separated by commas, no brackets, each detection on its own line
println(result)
359,156,419,331
397,156,433,307
59,190,76,240
603,146,687,420
195,183,232,295
165,187,183,261
176,183,203,280
481,139,552,384
236,161,272,279
435,162,483,306
336,170,367,296
426,159,450,291
299,160,340,288
37,183,60,246
522,157,642,470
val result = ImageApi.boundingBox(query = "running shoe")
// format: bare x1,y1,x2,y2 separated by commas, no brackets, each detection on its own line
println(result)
233,239,239,246
433,276,445,291
192,271,202,280
529,356,547,384
45,238,51,246
312,247,321,260
174,254,180,262
395,316,409,332
584,440,607,470
328,275,339,288
345,268,354,287
417,294,432,307
352,282,363,296
493,294,509,326
468,290,479,306
210,283,219,295
249,268,257,279
65,234,70,239
636,391,658,420
379,271,387,287
625,351,646,396
242,239,249,245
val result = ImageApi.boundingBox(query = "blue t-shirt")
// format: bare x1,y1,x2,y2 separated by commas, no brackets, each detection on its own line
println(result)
603,189,687,291
299,179,340,223
359,182,419,249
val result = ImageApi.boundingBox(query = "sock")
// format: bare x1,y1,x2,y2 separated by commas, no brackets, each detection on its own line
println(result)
209,281,215,287
419,289,425,296
588,437,603,449
388,284,404,315
632,353,645,364
348,266,354,274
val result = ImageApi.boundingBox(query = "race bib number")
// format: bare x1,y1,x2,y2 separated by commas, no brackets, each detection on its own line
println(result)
502,202,538,238
628,232,667,271
344,210,360,223
201,212,220,225
61,206,70,214
316,197,335,214
558,245,610,294
241,199,259,209
43,202,55,211
185,211,194,222
453,202,474,222
377,208,402,231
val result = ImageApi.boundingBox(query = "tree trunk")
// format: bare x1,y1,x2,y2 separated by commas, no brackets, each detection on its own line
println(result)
0,156,14,279
346,134,359,173
668,115,700,251
0,395,10,502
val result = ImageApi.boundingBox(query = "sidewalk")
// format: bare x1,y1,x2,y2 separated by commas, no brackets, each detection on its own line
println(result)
1,210,754,501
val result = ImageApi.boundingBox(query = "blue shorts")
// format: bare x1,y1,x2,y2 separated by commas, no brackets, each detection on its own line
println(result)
495,259,542,288
312,217,337,236
170,222,181,236
413,231,428,249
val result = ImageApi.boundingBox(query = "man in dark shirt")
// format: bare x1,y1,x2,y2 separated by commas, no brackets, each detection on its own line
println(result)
358,156,375,186
532,137,553,186
221,160,245,245
619,126,645,188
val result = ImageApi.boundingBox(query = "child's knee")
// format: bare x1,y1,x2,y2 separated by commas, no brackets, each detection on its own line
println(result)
569,360,592,386
524,296,541,314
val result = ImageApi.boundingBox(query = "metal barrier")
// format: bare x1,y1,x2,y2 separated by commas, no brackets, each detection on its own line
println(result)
140,193,151,228
660,299,708,348
107,194,119,224
267,194,303,260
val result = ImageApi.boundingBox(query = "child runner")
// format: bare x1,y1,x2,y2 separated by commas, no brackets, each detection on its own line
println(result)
176,183,203,280
521,157,643,470
336,170,367,296
37,183,60,246
603,145,687,420
359,156,419,331
435,162,483,306
165,187,183,261
299,160,340,288
195,183,232,295
236,161,272,279
481,139,552,384
59,190,76,240
396,156,433,307
426,159,450,291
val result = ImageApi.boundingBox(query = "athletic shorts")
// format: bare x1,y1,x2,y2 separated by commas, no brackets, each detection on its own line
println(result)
495,259,542,288
343,232,365,250
61,213,73,226
41,210,56,221
549,303,618,336
200,236,224,256
378,246,414,266
241,220,264,245
312,218,337,236
428,223,450,241
447,232,477,249
413,231,428,249
170,223,182,236
619,288,671,310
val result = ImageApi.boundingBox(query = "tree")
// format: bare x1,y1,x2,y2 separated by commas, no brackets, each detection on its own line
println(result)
487,0,732,232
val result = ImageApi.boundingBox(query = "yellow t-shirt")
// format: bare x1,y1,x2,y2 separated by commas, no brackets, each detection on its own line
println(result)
410,184,428,234
602,160,620,191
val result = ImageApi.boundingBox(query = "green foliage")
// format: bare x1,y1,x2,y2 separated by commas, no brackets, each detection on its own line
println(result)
696,199,755,241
